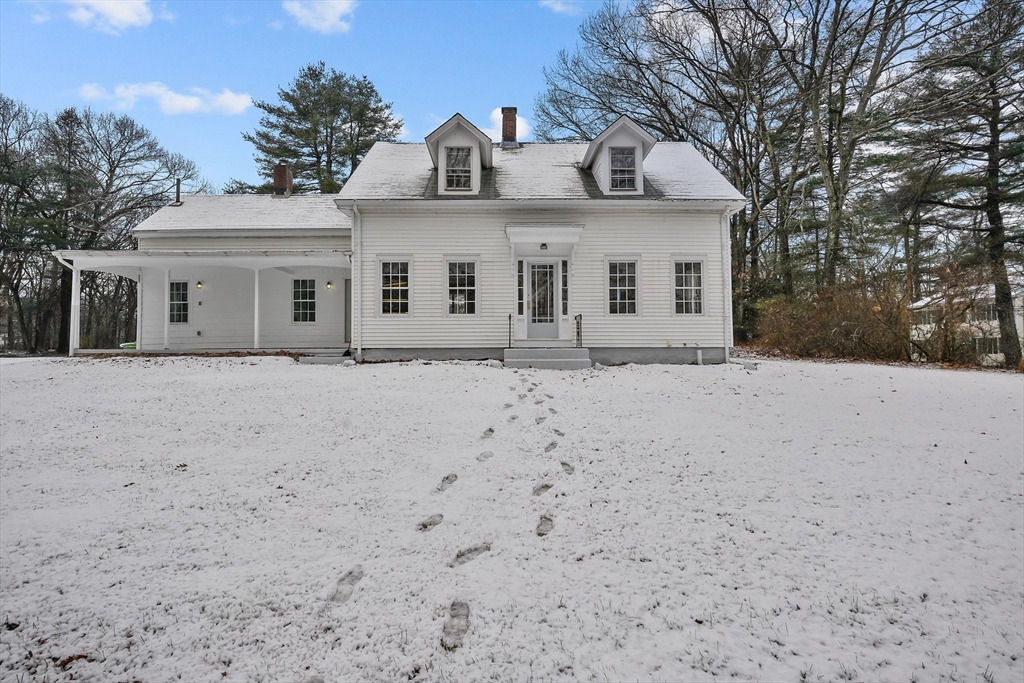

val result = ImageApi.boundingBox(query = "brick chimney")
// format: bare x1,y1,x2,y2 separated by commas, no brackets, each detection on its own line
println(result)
501,107,518,149
273,162,293,196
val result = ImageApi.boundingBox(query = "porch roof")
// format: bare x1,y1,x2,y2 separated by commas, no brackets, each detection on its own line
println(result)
54,249,351,279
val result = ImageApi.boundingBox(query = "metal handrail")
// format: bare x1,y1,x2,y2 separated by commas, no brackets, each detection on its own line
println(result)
508,313,513,349
574,314,582,348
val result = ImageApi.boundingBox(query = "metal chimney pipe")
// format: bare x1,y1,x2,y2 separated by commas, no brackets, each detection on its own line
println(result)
175,178,181,204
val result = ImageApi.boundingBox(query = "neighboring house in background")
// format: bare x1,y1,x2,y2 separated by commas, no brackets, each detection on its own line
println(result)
56,109,745,367
909,282,1024,365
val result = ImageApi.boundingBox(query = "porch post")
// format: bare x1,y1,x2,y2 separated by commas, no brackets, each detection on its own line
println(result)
135,270,143,351
68,266,81,357
253,268,261,350
163,268,170,350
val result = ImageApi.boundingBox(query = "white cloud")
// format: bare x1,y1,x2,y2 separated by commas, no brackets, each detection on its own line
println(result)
481,108,532,143
79,82,252,115
282,0,357,34
63,0,155,33
539,0,584,15
31,8,52,23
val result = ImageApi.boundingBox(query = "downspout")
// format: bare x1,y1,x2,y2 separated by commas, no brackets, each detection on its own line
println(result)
353,201,363,362
721,211,733,364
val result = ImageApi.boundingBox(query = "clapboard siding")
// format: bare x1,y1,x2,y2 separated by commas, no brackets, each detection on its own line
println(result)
137,235,351,251
139,265,348,350
357,209,728,349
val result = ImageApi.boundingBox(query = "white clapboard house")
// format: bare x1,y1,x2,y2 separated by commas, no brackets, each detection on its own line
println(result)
57,109,745,368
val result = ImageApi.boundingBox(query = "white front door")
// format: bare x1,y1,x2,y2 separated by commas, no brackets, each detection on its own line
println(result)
527,262,558,339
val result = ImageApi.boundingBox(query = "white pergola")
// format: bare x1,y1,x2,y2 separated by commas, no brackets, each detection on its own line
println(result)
54,250,351,356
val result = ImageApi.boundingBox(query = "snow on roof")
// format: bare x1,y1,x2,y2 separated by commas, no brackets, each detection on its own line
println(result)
132,195,350,233
337,141,745,202
910,280,1024,309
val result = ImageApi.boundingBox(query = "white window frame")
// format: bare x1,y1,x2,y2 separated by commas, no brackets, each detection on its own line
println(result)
445,146,473,192
169,280,189,325
671,256,707,316
378,257,412,317
609,146,637,191
444,256,480,317
605,256,641,316
291,278,317,325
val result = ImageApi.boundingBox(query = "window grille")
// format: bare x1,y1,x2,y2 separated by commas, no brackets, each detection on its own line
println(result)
445,147,472,190
610,147,636,190
974,303,998,321
447,261,476,315
169,281,188,324
975,337,1000,354
608,261,637,314
293,279,316,323
381,261,410,314
517,260,524,315
561,260,568,316
674,262,703,314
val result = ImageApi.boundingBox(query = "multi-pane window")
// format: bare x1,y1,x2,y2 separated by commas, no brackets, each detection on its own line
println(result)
561,260,569,316
674,261,703,314
381,261,410,314
445,147,472,190
169,281,188,324
913,309,939,325
973,303,998,321
608,261,637,314
293,279,316,323
610,147,636,190
975,336,1000,354
517,261,524,315
447,261,477,315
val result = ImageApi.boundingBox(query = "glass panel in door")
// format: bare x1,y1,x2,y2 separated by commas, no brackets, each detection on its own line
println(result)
528,263,558,338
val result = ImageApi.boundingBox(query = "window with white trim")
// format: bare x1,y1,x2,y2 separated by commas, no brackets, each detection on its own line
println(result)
561,260,569,316
610,147,636,190
608,261,637,314
169,281,188,324
975,336,1000,354
445,147,472,190
674,261,703,314
381,261,410,314
293,279,316,323
973,303,998,321
517,260,524,315
447,261,477,315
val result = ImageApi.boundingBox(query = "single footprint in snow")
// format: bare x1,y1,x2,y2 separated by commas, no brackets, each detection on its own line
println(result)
534,399,545,405
441,601,471,651
535,416,546,424
438,473,458,491
482,427,494,438
527,387,535,393
450,543,491,567
544,441,558,452
533,482,553,496
418,514,443,531
504,402,514,408
548,408,558,415
561,462,575,474
477,451,494,462
508,415,519,422
518,394,527,400
330,566,363,604
553,429,565,437
537,515,554,537
544,393,554,399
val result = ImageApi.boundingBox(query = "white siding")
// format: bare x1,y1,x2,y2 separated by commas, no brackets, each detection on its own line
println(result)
356,209,728,350
139,265,349,350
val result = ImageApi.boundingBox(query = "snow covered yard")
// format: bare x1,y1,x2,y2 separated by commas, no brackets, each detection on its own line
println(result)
1,356,1021,683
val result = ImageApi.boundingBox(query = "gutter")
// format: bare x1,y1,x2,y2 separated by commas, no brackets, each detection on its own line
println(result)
334,198,746,214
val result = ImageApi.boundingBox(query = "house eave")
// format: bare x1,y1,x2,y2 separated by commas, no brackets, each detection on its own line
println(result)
335,198,745,215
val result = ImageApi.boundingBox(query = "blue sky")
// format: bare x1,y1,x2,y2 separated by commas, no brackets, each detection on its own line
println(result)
0,0,600,190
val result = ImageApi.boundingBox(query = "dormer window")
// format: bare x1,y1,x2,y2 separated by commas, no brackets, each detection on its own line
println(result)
610,147,636,190
446,147,472,190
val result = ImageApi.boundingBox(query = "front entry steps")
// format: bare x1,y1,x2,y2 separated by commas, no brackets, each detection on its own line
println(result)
503,347,591,370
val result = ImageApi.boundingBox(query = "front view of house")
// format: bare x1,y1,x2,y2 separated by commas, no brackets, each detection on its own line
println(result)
58,109,745,367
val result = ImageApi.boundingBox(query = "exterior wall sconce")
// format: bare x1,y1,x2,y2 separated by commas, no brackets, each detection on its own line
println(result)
326,281,334,290
540,243,548,250
196,281,203,289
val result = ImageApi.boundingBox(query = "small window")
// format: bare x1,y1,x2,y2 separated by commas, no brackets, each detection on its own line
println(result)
169,281,188,324
973,303,998,321
975,336,1000,354
912,309,938,326
381,261,410,314
608,261,637,314
447,261,477,315
517,260,524,315
610,147,636,190
561,260,569,316
293,279,316,323
674,261,703,314
445,147,472,190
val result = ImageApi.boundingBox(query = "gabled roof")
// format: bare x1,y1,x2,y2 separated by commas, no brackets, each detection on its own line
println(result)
581,115,658,169
337,141,746,203
424,113,493,169
131,195,350,234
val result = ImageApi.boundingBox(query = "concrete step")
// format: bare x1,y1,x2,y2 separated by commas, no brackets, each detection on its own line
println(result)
504,347,590,361
503,358,592,370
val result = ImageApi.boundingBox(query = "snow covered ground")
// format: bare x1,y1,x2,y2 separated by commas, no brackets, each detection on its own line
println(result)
1,356,1021,683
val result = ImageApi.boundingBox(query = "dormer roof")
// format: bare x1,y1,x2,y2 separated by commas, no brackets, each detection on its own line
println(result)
581,115,658,170
424,113,493,169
